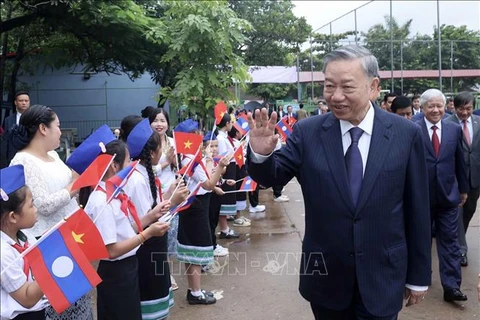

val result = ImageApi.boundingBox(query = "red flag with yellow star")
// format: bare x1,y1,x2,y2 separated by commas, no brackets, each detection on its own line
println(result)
61,208,109,261
174,132,203,155
214,101,228,125
234,145,244,168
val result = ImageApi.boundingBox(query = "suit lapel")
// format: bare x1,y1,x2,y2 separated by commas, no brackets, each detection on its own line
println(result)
419,120,436,158
320,115,355,214
355,110,393,213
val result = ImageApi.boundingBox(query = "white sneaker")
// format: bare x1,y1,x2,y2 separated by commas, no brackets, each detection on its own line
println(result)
249,205,266,213
214,245,229,257
273,195,289,202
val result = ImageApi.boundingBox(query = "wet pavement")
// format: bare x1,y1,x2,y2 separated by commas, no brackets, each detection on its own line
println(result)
169,179,480,320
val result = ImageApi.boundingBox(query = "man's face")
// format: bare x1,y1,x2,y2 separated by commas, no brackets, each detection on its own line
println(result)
447,100,455,111
394,107,413,120
423,97,445,124
412,98,420,110
14,94,30,113
455,101,474,122
323,59,377,125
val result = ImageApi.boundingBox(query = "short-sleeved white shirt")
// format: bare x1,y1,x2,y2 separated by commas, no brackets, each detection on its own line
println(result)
84,182,139,260
1,231,49,319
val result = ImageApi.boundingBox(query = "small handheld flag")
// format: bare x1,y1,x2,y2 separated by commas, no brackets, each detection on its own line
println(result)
233,117,250,136
71,154,114,191
62,208,109,261
275,118,293,141
105,161,139,200
239,176,257,192
174,132,203,155
25,226,102,313
214,101,228,125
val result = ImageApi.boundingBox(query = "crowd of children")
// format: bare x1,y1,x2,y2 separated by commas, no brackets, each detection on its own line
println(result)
0,106,265,319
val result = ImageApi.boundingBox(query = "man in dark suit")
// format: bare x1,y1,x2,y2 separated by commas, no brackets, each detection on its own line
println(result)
1,91,30,167
446,92,480,267
415,88,469,302
247,45,431,319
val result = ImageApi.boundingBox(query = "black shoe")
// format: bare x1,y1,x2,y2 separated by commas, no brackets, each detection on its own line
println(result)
460,254,468,267
187,290,216,305
219,229,239,239
443,289,467,302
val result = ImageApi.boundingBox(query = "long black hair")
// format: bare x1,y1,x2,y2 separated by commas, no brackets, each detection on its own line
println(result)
133,132,161,209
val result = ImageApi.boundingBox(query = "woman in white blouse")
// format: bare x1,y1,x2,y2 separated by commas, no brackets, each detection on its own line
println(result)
9,105,93,320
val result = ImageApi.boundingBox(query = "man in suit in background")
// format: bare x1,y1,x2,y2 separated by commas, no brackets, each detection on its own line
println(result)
1,91,30,167
446,92,480,267
247,45,431,319
415,89,469,302
296,103,308,121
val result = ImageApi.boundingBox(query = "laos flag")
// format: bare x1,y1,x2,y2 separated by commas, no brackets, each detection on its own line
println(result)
275,118,293,141
25,226,102,313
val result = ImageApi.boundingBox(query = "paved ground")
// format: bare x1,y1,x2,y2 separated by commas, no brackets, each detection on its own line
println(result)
91,179,479,319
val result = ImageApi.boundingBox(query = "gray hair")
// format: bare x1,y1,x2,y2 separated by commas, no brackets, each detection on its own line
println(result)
322,45,379,79
419,89,446,107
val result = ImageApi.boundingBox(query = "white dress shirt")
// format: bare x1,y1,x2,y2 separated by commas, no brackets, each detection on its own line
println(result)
424,118,442,143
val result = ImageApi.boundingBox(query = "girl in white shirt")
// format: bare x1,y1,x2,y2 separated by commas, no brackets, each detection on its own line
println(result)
1,165,49,320
123,118,188,320
84,140,170,320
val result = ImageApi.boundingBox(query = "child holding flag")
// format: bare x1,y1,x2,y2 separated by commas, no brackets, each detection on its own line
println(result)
174,119,232,305
81,139,171,320
1,165,49,320
123,118,188,320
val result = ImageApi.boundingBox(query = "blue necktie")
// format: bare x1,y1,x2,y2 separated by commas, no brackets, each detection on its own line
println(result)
345,127,364,206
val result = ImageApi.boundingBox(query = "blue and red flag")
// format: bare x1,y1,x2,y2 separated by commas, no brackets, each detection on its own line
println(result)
239,176,258,192
275,118,293,141
233,117,250,136
25,225,102,313
106,160,139,200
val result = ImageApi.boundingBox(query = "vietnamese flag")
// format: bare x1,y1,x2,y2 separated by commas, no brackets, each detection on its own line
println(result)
214,101,228,125
62,208,109,261
234,145,244,168
25,225,102,313
71,154,114,191
239,176,257,192
174,132,203,155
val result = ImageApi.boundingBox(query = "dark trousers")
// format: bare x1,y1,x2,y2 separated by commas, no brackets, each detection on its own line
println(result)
462,186,480,231
272,184,283,198
209,192,222,248
14,310,45,320
248,185,260,207
310,281,398,320
431,206,462,291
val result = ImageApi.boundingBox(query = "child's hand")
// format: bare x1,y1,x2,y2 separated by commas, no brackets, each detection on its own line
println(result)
146,222,170,238
219,155,232,168
226,179,236,186
171,186,189,206
214,187,225,195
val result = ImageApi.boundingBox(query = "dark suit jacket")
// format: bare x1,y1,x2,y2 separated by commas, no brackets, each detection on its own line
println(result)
248,107,431,316
416,119,469,208
446,114,480,189
1,113,19,167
